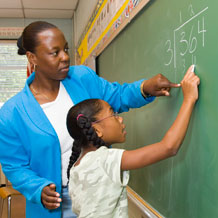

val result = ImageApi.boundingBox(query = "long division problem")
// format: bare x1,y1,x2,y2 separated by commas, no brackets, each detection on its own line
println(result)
164,5,208,73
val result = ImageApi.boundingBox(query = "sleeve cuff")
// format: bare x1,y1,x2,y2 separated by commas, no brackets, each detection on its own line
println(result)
137,79,156,104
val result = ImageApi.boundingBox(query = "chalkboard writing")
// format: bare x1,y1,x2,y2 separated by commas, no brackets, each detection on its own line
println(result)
97,0,218,217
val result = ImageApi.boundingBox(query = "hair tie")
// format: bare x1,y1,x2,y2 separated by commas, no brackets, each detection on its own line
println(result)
76,114,84,121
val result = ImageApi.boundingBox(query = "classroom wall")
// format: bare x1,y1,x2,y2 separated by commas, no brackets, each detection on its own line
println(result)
73,0,98,46
0,18,73,63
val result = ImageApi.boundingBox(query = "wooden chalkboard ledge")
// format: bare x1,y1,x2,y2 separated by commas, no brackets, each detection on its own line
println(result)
127,186,165,218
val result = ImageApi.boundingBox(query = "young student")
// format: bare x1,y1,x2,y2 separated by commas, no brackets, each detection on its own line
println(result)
66,65,200,217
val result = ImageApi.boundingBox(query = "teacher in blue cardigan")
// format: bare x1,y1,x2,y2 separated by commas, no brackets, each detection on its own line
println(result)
0,21,180,218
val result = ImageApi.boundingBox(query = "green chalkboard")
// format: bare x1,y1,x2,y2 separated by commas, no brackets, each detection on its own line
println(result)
96,0,218,217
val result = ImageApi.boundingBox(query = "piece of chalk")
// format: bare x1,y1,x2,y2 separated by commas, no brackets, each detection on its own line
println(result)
191,65,195,72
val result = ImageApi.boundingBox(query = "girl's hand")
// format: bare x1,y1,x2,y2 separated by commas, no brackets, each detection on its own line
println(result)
41,183,62,210
181,65,200,102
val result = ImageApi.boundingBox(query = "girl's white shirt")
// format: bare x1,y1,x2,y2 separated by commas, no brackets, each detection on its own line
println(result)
69,146,129,218
41,82,74,186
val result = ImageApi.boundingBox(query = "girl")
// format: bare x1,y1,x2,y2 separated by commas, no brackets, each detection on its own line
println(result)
66,66,200,217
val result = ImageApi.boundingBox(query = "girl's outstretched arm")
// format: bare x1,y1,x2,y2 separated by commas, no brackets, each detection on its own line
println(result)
121,65,200,171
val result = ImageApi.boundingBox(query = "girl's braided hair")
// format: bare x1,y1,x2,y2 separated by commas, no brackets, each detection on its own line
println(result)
66,99,106,179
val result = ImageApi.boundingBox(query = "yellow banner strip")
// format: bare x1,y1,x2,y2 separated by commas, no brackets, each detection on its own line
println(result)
78,0,130,64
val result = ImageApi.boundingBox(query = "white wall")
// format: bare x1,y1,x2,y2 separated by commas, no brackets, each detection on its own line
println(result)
74,0,98,46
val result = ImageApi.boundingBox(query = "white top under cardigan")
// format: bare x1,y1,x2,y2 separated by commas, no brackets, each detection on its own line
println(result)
41,82,74,186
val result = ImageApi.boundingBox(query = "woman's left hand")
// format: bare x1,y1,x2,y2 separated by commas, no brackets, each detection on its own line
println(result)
41,183,62,210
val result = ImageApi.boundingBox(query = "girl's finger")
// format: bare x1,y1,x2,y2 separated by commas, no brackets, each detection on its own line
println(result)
181,65,195,83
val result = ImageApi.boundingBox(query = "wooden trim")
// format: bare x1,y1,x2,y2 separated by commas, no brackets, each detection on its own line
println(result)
0,165,6,185
95,0,150,57
127,186,164,218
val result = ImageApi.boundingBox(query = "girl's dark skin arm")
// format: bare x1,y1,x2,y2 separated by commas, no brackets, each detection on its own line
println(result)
121,66,200,171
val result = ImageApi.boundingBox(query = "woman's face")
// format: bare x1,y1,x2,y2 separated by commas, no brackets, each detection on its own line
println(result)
33,28,70,81
93,100,127,145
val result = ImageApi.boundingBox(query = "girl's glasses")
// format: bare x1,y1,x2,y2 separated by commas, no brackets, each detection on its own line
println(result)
92,112,119,124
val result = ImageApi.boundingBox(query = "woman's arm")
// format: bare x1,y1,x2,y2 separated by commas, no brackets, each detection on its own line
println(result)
78,66,179,113
121,65,200,171
0,107,54,205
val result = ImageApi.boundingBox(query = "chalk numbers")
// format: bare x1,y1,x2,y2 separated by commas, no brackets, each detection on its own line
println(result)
164,40,173,66
198,17,206,47
179,27,197,56
164,6,208,72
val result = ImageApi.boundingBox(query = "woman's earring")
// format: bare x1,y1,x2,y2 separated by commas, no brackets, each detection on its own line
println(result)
33,64,37,72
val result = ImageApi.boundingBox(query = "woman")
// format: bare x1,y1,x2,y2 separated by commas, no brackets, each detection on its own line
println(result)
0,21,180,218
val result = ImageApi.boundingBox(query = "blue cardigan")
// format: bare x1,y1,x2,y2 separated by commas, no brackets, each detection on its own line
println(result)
0,65,155,218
